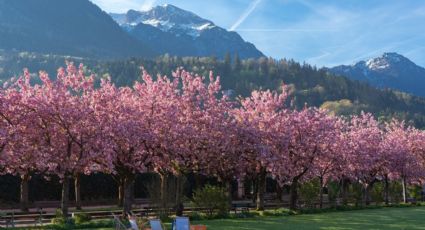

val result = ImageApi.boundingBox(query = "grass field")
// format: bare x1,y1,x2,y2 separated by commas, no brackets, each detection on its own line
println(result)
190,206,425,230
7,206,425,229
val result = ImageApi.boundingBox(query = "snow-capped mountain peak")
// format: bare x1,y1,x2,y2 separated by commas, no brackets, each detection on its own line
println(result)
329,52,425,97
109,4,264,59
366,57,391,70
111,4,216,38
362,52,414,71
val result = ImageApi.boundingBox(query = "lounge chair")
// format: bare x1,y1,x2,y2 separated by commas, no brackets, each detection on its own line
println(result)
148,219,164,230
172,216,190,230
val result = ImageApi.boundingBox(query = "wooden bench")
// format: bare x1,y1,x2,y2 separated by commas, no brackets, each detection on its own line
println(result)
406,197,417,204
231,201,252,214
0,212,16,228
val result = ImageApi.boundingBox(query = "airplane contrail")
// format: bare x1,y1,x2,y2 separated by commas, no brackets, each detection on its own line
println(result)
229,0,262,31
236,28,337,32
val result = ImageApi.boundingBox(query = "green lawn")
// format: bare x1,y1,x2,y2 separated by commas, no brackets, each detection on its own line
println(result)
190,206,425,230
8,206,425,230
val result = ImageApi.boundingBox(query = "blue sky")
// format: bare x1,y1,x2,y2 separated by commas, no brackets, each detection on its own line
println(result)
91,0,425,67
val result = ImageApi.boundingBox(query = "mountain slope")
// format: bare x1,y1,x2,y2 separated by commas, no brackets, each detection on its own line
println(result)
92,56,425,128
0,0,155,58
329,53,425,97
3,52,425,128
110,4,264,59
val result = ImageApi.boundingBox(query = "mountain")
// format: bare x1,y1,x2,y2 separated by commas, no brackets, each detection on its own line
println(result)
329,53,425,97
92,56,425,128
0,0,154,58
110,4,264,59
4,51,425,129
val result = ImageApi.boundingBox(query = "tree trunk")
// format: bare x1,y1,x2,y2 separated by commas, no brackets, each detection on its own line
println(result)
340,178,348,205
131,178,135,204
224,179,233,208
363,184,370,206
256,170,266,211
363,182,374,206
402,176,407,203
61,175,71,219
289,178,299,210
20,173,30,212
276,184,283,203
252,179,258,204
74,174,82,210
194,174,203,190
122,174,135,216
118,178,124,207
319,177,324,209
159,172,168,213
384,175,389,205
175,173,184,216
237,178,245,199
175,173,182,205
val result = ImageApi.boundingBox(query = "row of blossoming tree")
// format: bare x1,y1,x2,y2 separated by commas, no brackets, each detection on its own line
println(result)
1,63,425,217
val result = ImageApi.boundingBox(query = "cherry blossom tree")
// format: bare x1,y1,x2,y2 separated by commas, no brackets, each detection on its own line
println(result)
234,86,290,210
383,120,425,203
409,129,425,178
346,112,385,205
94,80,149,214
172,69,240,207
0,86,9,159
4,62,425,215
94,67,190,215
311,118,347,208
0,70,50,212
270,107,342,210
26,64,106,217
132,68,182,213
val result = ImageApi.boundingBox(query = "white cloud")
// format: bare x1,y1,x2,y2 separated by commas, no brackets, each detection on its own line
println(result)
229,0,262,31
140,0,157,11
91,0,157,13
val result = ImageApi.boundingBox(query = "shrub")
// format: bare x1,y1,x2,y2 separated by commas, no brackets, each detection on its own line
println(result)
73,212,91,224
50,209,76,228
51,209,66,225
409,185,422,200
349,183,363,206
261,208,291,216
191,184,230,218
159,214,173,223
299,179,320,208
327,181,340,207
389,181,403,204
188,211,204,221
371,182,384,204
232,210,257,218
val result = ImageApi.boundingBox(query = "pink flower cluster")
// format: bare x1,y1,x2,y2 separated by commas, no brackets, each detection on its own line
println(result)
1,63,425,212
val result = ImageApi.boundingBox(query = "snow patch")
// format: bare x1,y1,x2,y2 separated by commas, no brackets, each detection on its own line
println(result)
196,23,214,30
366,58,390,70
110,5,216,38
143,19,165,27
